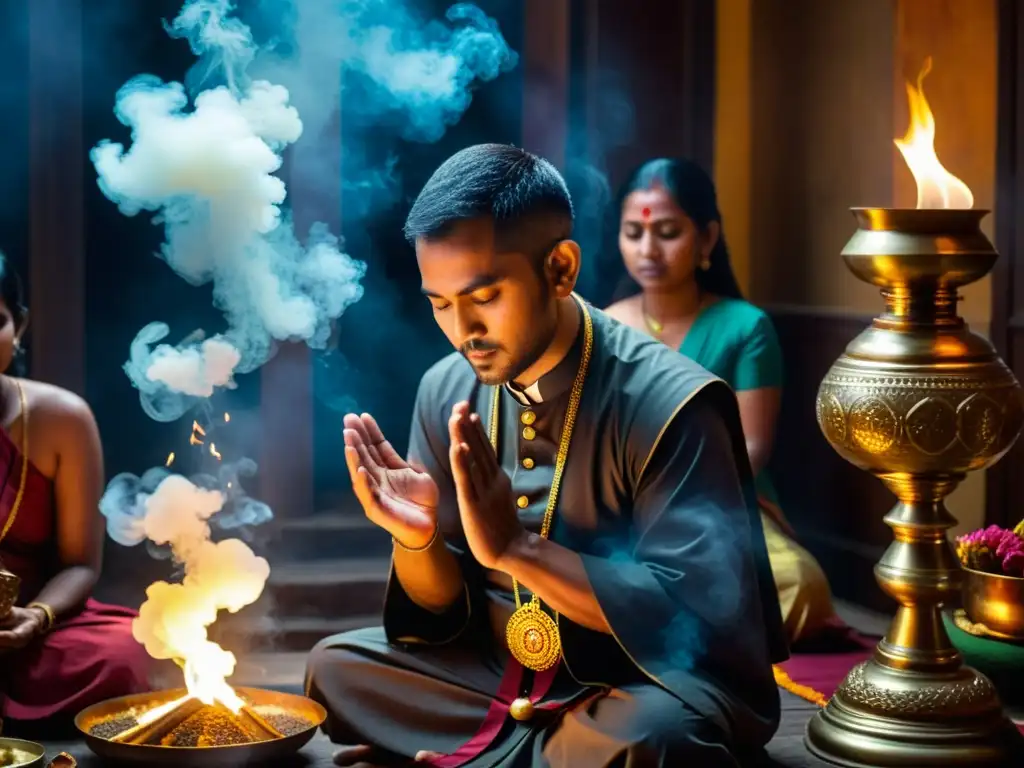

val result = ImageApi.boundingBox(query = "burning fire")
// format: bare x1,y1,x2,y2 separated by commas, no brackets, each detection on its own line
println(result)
894,57,973,210
125,409,263,720
130,479,269,717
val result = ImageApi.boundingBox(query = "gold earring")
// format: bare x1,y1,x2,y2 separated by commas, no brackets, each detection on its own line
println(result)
700,257,711,271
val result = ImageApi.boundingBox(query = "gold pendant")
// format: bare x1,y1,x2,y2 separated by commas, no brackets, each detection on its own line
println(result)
506,602,561,671
509,697,534,721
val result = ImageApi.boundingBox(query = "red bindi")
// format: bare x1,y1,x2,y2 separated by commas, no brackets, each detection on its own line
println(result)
641,207,651,219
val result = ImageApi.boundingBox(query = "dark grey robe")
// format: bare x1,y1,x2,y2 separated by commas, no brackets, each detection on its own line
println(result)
306,300,787,767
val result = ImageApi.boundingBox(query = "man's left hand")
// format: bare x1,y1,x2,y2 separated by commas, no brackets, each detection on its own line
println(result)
448,401,527,571
0,606,45,652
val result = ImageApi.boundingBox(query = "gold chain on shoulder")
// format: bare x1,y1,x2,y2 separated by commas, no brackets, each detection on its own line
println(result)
488,299,594,610
0,380,30,545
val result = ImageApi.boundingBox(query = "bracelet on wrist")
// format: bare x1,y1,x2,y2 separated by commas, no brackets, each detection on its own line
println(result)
393,526,439,553
26,601,55,635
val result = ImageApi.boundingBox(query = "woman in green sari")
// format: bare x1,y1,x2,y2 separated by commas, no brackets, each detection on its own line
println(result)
604,157,835,644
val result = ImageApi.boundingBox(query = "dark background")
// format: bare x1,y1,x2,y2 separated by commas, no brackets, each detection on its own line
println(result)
0,0,713,509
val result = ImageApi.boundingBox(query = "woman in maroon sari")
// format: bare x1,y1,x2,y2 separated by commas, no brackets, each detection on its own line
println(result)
0,255,150,734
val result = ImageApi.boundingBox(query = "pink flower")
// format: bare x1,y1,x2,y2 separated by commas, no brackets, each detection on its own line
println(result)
957,525,1024,578
1004,550,1024,577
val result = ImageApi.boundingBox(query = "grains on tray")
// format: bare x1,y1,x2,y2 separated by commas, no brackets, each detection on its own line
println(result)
163,707,252,747
264,713,313,736
87,701,315,746
88,715,138,740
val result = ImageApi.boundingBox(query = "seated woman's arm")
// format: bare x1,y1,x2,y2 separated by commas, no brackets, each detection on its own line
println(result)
732,314,784,476
30,392,105,619
737,391,780,475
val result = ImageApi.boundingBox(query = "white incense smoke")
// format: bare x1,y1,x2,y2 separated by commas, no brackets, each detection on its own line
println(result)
92,6,362,422
101,468,271,678
94,0,516,669
91,0,516,422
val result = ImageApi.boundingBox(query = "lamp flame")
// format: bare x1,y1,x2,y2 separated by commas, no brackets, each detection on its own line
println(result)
894,57,973,210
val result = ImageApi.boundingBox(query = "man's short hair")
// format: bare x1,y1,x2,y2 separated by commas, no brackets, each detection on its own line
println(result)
404,144,574,257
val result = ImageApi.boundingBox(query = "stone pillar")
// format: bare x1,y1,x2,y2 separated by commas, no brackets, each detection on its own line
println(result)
567,0,716,187
28,0,85,395
258,84,342,520
714,0,752,293
522,0,570,169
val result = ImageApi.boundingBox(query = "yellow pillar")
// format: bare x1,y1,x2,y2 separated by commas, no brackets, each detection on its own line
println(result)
713,0,752,296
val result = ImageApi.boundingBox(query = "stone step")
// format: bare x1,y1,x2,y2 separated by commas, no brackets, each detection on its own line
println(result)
273,513,393,561
230,651,309,693
209,557,388,653
262,556,390,618
213,614,378,653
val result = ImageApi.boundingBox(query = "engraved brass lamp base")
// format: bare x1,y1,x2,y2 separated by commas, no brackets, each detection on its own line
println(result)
806,209,1024,767
806,659,1020,767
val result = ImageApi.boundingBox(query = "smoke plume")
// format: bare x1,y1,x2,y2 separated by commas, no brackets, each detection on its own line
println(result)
100,469,271,674
92,0,516,422
95,0,517,670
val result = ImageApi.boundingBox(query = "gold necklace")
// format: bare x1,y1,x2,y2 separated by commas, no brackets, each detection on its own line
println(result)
0,380,30,545
641,297,663,336
487,298,593,673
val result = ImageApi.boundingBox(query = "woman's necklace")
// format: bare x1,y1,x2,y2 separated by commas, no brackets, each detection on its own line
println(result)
642,292,709,340
487,297,594,674
0,380,29,546
642,304,663,336
641,295,666,336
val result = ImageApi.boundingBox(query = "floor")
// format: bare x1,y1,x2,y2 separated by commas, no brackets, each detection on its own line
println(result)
27,691,831,768
16,603,1021,767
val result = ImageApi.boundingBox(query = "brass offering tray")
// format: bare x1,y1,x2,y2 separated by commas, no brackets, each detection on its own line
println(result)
953,608,1024,644
75,687,326,766
0,737,45,768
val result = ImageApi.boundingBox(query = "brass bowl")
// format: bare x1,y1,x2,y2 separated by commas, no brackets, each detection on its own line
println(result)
75,686,326,766
961,566,1024,641
0,736,46,767
0,569,20,617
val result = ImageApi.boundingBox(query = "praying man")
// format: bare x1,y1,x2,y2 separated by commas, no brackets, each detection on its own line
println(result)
305,144,788,768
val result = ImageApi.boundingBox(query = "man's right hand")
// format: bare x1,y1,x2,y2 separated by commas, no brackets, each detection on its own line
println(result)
343,413,439,550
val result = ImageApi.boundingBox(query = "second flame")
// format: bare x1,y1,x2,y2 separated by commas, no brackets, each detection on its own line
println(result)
894,57,974,210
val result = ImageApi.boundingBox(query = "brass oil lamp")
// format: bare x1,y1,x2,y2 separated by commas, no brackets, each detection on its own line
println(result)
806,59,1024,766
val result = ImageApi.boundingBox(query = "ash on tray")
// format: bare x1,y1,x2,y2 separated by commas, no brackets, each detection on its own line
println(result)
88,701,314,746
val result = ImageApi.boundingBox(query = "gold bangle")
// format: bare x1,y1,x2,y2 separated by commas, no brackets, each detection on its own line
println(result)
393,526,439,553
26,601,54,634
